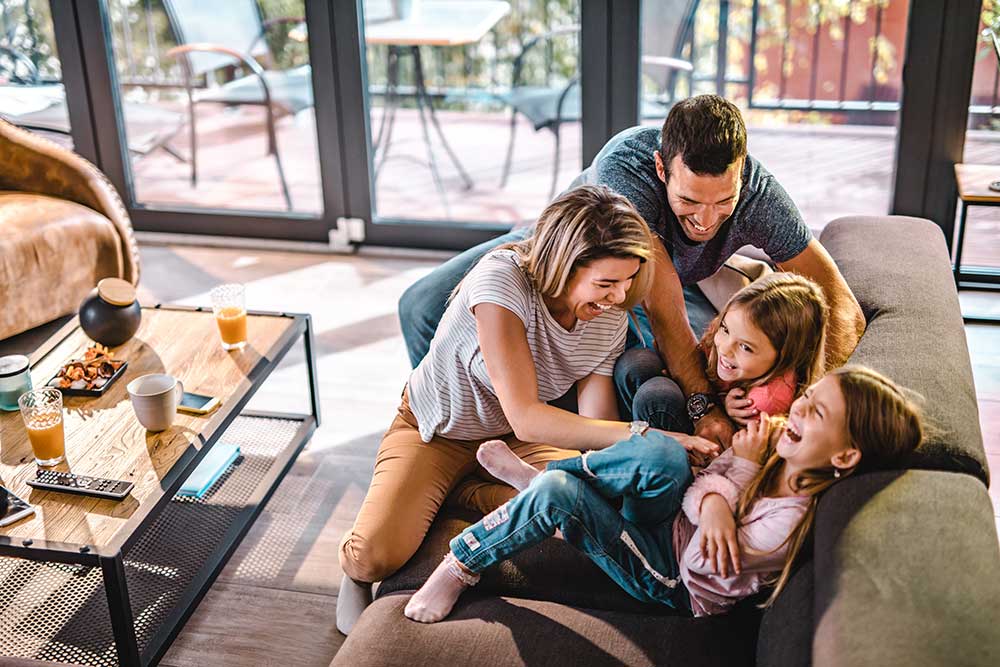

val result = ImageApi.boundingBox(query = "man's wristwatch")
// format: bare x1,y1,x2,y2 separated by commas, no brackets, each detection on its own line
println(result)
628,420,650,437
686,392,716,423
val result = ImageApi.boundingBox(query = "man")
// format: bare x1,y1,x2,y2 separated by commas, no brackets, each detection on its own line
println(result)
398,95,865,446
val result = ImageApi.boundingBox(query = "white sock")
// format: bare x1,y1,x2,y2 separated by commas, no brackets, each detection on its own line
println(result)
476,440,541,491
404,553,479,624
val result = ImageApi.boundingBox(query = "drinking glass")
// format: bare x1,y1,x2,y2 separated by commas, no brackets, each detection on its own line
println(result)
18,388,66,466
210,283,248,351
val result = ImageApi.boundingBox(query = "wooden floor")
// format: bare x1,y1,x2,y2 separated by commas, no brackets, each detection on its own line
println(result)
126,105,1000,268
124,240,1000,667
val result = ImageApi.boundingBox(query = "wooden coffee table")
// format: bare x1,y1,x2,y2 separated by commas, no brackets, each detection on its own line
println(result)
0,305,319,666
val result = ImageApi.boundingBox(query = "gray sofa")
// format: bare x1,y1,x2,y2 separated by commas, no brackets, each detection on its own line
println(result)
333,216,1000,666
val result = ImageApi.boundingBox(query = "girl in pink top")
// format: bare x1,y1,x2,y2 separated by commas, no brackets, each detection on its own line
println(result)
405,366,924,621
616,272,829,445
700,272,830,426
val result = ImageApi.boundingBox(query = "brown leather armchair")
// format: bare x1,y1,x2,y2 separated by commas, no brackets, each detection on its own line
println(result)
0,118,140,340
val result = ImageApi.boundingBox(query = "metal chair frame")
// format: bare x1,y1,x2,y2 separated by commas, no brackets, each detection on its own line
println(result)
163,6,307,211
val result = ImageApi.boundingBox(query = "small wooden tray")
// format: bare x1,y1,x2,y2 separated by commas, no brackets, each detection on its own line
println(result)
47,360,128,397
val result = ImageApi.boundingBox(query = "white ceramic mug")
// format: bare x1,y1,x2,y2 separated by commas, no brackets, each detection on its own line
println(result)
127,374,184,432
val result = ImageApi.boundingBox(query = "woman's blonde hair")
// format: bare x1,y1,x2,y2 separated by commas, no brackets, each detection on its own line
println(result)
700,272,828,392
488,184,656,310
736,365,924,608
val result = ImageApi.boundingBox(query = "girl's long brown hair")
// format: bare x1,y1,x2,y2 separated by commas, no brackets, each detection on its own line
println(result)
700,272,829,394
736,366,924,607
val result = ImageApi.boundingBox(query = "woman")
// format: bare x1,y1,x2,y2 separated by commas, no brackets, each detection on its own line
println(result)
337,185,720,632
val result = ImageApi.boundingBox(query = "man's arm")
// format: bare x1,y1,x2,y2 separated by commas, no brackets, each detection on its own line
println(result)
644,240,735,446
777,238,866,369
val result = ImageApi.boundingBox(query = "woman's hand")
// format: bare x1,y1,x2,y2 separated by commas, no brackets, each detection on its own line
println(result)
655,429,721,466
731,413,771,464
699,493,741,577
724,388,758,426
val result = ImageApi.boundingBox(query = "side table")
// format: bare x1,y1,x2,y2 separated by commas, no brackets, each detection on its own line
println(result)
952,163,1000,324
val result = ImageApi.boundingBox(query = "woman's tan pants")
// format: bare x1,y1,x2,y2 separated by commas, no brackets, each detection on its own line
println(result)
338,390,578,583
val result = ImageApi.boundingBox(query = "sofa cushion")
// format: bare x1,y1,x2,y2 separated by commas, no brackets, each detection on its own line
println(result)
335,592,759,667
821,216,987,484
0,192,124,339
809,469,1000,666
378,506,689,616
754,560,814,667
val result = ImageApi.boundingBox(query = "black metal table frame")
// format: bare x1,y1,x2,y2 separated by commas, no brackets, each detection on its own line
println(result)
0,305,321,666
371,44,475,218
954,198,1000,325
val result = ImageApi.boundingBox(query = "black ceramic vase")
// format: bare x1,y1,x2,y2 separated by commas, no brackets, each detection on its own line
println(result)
79,278,142,347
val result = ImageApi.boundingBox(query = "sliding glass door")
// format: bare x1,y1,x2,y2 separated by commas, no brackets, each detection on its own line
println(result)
0,0,648,250
0,0,73,148
639,0,912,236
0,0,987,258
54,0,344,242
104,0,323,215
359,0,583,227
960,0,1000,281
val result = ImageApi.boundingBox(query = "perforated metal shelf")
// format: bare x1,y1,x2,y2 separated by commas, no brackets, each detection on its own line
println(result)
0,414,302,666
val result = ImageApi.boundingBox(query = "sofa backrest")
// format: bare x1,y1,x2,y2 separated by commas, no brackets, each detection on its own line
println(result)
819,215,987,484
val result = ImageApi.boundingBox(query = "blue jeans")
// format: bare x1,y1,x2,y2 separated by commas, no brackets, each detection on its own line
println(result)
398,229,717,422
449,433,693,610
613,348,692,433
615,293,715,432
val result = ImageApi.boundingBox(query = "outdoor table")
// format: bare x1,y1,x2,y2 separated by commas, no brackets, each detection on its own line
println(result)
365,1,511,211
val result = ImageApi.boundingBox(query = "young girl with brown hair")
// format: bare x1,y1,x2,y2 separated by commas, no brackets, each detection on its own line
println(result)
404,365,923,621
707,272,829,424
619,272,829,435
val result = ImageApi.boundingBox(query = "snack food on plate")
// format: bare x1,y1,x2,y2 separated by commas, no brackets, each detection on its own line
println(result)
48,344,126,391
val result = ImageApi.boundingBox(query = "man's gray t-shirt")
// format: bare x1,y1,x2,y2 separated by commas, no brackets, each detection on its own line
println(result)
592,126,812,285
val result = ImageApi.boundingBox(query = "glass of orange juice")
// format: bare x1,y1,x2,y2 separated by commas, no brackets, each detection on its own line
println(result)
210,283,248,351
18,388,66,467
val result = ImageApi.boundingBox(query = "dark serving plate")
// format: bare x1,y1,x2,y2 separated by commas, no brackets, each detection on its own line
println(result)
48,360,128,397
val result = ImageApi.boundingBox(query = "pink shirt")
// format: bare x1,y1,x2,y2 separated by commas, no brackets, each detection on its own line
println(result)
672,450,810,617
720,370,798,418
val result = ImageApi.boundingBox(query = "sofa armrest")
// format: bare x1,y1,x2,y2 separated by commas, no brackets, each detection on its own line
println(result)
0,119,139,284
810,469,1000,666
820,216,987,485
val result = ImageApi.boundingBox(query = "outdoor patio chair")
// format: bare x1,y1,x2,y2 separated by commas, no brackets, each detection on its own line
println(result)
497,0,698,200
163,0,314,211
0,47,185,161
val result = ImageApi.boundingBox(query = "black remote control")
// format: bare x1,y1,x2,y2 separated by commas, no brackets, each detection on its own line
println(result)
27,469,133,500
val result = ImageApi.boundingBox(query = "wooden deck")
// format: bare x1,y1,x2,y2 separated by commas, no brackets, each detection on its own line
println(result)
126,104,1000,266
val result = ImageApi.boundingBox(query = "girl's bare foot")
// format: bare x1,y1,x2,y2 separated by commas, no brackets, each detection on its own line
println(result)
477,440,541,491
404,554,479,623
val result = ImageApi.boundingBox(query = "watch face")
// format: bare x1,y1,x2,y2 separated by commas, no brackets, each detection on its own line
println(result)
687,393,712,419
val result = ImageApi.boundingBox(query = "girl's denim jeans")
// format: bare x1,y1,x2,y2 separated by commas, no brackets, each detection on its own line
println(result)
449,432,694,611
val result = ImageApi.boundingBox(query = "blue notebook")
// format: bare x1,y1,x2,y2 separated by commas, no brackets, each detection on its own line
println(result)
178,443,241,498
